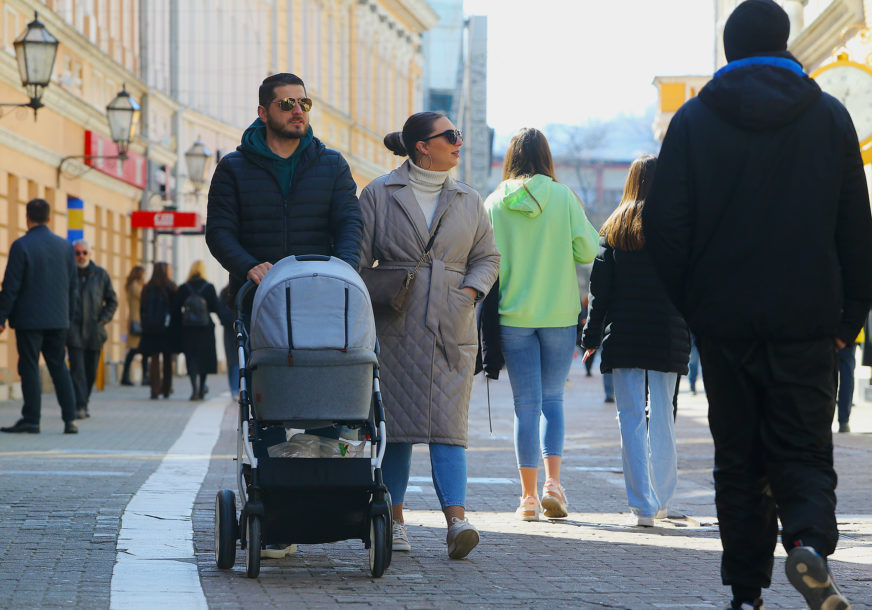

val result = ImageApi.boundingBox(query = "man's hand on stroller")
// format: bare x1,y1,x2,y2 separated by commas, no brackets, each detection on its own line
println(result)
248,262,273,284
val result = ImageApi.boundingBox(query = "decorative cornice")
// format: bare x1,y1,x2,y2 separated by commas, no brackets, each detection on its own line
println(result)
789,0,865,67
379,0,439,33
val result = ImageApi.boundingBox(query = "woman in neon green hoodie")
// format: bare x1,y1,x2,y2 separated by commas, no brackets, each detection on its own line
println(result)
484,128,599,521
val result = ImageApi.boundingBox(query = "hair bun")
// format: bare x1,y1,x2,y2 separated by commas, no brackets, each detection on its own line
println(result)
383,132,408,157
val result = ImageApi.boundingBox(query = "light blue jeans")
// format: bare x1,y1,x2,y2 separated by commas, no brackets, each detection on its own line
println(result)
612,368,678,517
500,325,576,469
382,442,466,509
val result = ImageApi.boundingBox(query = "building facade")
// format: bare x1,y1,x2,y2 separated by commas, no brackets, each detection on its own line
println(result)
0,0,436,394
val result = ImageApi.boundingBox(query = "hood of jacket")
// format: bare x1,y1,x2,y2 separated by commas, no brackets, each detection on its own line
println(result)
238,118,314,162
697,53,821,131
492,174,553,218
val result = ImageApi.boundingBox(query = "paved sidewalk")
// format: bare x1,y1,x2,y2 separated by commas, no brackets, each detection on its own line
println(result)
193,358,872,608
0,358,869,608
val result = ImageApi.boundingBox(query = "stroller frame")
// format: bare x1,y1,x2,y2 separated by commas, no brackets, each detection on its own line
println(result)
213,260,392,579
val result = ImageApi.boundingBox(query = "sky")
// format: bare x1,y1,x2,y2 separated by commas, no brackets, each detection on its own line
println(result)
462,0,716,137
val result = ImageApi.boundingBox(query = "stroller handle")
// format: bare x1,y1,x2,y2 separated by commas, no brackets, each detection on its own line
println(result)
235,279,258,313
294,254,331,262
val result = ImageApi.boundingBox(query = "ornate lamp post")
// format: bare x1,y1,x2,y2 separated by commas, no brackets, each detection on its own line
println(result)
1,12,59,119
184,139,211,193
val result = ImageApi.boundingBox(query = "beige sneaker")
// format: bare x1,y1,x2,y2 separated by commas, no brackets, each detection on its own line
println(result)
515,495,541,521
392,521,411,552
541,479,568,518
260,543,297,558
446,517,479,559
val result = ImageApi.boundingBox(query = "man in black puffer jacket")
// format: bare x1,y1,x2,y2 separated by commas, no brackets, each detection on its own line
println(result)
207,73,362,298
643,2,872,608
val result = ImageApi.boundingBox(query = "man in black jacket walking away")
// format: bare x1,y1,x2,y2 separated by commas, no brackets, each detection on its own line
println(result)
206,72,362,295
67,240,118,420
643,2,872,608
0,199,79,434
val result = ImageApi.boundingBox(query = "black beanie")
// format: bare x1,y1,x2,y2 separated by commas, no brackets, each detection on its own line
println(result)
723,0,790,62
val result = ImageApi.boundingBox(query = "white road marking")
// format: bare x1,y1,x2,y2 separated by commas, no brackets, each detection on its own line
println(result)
110,399,225,610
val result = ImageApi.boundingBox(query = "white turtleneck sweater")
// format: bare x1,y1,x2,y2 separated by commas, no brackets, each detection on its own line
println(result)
408,160,449,228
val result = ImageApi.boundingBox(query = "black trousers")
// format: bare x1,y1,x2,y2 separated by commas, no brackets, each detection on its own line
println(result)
15,329,77,424
698,337,838,590
68,346,100,410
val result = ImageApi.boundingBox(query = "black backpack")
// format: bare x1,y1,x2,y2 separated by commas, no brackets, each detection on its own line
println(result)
181,283,210,327
141,288,170,333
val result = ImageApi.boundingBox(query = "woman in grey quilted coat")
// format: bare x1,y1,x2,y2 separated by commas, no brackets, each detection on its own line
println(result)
359,112,499,560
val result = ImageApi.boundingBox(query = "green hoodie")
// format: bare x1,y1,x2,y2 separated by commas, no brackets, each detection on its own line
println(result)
239,118,314,198
484,174,599,328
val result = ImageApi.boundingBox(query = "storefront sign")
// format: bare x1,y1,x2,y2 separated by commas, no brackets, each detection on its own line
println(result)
131,210,200,229
84,131,147,189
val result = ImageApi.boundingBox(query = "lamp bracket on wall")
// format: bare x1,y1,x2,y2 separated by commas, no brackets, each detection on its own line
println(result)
56,153,128,187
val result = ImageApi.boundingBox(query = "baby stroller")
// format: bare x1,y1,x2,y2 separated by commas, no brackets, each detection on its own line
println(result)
213,254,392,578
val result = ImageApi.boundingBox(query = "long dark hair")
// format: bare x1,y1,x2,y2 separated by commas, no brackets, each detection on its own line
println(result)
145,262,176,298
502,128,556,181
600,154,657,252
383,111,445,165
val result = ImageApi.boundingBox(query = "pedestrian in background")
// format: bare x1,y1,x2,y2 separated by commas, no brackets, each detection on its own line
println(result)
687,332,702,395
121,265,149,386
359,111,500,559
174,261,219,400
581,154,690,528
218,284,239,396
140,262,178,400
67,239,118,420
835,330,862,433
484,127,599,522
0,199,79,434
642,1,872,606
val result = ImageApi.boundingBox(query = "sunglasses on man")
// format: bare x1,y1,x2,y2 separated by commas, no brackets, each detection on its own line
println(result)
273,97,313,112
420,129,463,145
74,250,89,257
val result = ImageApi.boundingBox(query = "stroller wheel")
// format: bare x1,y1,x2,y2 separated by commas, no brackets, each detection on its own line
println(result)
368,514,388,578
245,515,262,578
214,490,237,569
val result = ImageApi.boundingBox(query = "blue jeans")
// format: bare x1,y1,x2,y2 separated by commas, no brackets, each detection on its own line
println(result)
382,442,467,509
837,343,856,424
500,325,576,469
603,372,614,401
612,368,678,517
688,333,701,390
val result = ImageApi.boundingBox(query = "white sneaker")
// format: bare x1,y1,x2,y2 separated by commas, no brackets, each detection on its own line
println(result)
446,517,479,559
392,522,411,552
635,515,655,527
260,543,297,558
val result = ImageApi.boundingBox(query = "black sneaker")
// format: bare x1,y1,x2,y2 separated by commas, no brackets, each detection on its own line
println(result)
64,421,79,434
785,546,851,609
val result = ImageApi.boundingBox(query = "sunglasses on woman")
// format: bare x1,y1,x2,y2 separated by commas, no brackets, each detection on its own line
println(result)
420,129,463,145
273,97,313,112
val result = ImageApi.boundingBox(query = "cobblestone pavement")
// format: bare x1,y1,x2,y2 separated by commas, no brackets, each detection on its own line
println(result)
1,358,870,608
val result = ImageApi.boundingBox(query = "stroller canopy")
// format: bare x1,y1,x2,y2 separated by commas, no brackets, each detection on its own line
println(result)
250,256,376,354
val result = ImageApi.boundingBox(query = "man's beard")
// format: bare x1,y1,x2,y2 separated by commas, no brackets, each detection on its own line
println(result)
76,261,89,269
266,115,307,140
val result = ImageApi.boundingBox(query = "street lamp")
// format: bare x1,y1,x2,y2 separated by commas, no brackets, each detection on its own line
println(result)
105,85,140,156
0,12,59,119
56,85,141,186
184,139,211,193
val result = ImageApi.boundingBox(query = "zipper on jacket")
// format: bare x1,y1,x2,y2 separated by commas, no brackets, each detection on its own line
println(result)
342,285,349,352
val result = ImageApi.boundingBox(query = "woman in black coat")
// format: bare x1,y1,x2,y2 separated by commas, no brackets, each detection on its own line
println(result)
174,261,219,400
140,262,178,399
581,155,690,527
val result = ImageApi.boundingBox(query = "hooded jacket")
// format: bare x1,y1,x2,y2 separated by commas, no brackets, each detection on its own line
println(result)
484,174,599,328
206,119,362,296
643,55,872,343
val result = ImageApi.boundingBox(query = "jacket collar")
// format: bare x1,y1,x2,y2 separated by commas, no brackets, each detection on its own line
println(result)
385,160,459,248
